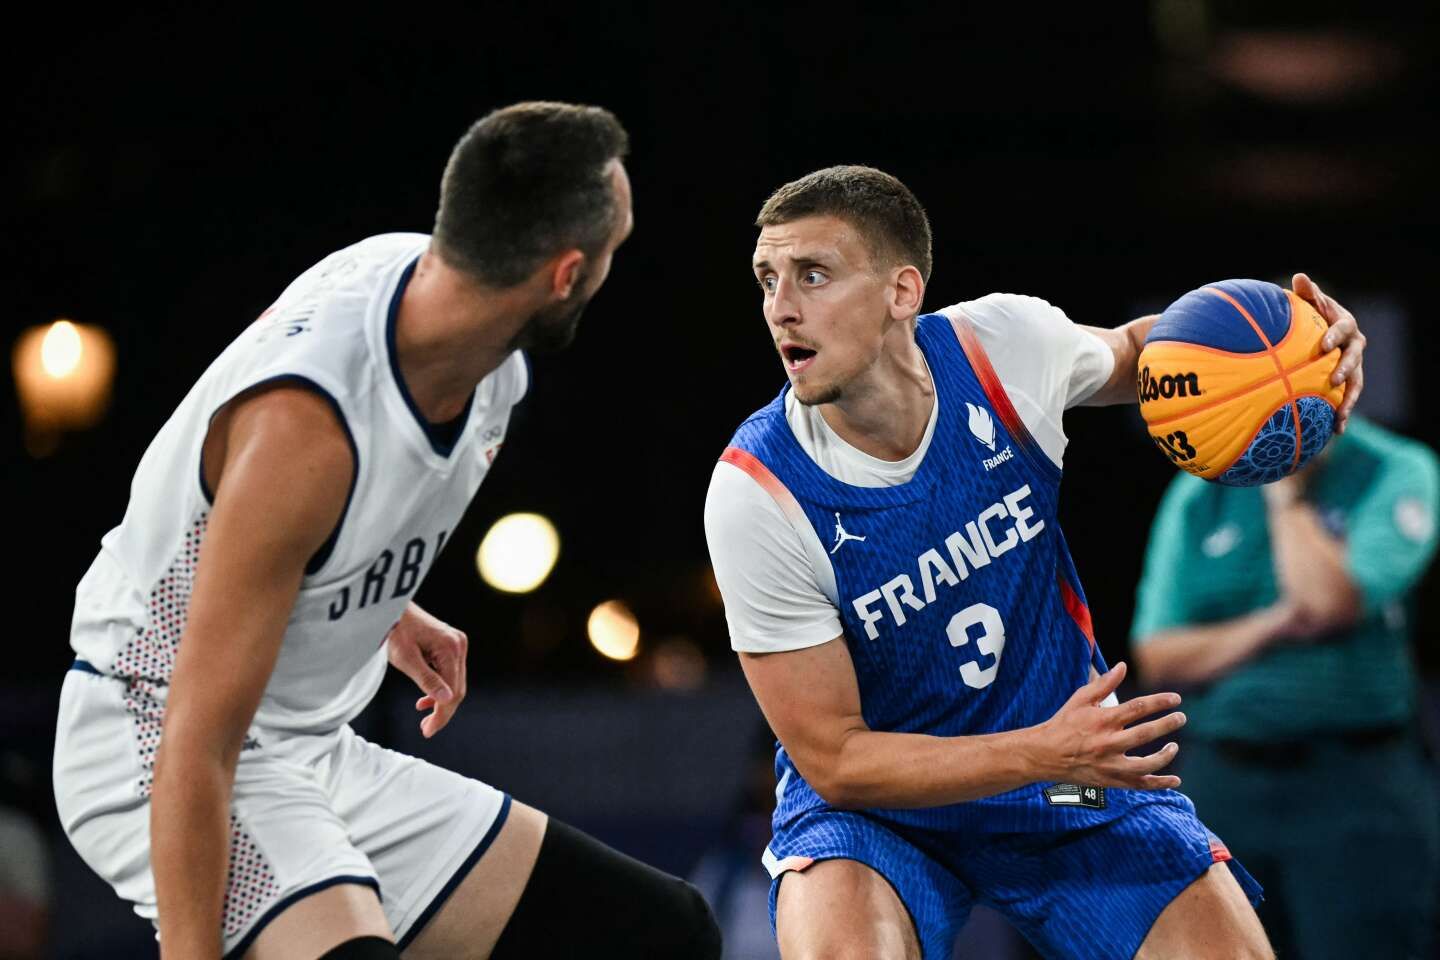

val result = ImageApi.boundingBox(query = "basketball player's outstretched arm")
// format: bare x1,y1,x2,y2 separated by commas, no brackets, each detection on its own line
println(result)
150,385,354,960
1078,273,1366,431
740,641,1185,809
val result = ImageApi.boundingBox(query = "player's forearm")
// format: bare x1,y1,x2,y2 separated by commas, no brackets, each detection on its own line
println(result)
1133,606,1292,686
812,725,1048,809
1081,315,1159,406
1265,499,1360,629
151,744,233,960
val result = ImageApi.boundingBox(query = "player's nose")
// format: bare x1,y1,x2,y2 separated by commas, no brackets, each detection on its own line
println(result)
766,276,802,327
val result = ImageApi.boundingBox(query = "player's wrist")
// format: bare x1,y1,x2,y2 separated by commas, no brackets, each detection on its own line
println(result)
1011,723,1063,784
1252,602,1299,645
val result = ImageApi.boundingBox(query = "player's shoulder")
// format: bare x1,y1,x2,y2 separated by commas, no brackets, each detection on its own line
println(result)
938,292,1082,359
253,234,429,373
707,392,795,524
705,455,769,516
939,292,1071,331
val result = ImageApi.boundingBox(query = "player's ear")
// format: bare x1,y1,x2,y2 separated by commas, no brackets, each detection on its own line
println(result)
549,249,587,300
889,265,924,320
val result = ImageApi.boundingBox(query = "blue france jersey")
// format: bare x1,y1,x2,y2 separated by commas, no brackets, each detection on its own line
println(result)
725,312,1132,835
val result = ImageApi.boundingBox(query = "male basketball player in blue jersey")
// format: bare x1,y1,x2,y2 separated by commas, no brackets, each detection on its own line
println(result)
54,103,720,960
704,166,1366,960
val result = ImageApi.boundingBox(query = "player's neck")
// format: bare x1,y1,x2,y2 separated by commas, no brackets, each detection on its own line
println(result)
392,252,533,422
817,333,933,462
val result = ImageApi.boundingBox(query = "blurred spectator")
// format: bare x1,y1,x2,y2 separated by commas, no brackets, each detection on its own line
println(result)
1131,415,1440,959
0,751,50,960
690,725,781,960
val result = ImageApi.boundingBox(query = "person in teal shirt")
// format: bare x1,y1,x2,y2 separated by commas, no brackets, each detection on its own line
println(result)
1132,414,1440,960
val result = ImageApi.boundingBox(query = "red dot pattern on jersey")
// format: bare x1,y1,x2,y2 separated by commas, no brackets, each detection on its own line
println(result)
223,815,279,940
114,513,208,797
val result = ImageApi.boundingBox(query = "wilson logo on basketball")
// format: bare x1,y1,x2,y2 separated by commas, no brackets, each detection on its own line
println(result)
1137,366,1202,403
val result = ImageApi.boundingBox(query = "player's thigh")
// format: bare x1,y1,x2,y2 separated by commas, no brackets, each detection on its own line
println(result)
775,858,921,960
323,729,510,949
399,799,546,960
246,883,391,960
56,673,385,956
1136,862,1272,960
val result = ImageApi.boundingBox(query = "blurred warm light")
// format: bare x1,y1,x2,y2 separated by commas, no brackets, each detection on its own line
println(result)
41,321,83,377
1210,149,1386,207
476,513,560,593
699,566,724,608
12,319,118,455
1210,30,1400,104
588,600,640,662
649,637,707,691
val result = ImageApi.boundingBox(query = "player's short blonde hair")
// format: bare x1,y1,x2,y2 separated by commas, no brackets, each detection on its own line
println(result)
756,166,933,282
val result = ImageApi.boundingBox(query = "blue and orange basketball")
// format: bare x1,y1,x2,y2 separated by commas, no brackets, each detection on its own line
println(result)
1137,279,1345,486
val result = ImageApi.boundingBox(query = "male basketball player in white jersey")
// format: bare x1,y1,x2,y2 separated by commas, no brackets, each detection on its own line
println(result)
54,102,722,960
705,167,1365,959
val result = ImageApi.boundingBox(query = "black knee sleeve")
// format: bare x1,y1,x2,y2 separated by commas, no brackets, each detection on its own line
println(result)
491,818,722,959
317,936,401,959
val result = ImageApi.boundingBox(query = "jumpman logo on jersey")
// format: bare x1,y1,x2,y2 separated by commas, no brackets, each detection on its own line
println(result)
830,513,867,554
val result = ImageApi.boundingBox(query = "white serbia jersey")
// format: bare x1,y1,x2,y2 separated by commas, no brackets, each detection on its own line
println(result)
69,233,527,738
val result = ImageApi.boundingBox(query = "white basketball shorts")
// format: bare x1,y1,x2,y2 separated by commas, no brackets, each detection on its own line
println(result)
53,665,509,958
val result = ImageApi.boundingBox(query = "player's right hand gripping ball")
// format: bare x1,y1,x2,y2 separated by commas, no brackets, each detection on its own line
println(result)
1138,279,1345,486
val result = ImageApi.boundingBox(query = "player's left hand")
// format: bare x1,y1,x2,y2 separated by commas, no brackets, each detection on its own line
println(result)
386,602,469,738
1292,272,1364,434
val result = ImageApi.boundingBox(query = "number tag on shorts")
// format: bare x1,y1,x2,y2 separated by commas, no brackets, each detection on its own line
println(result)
1044,783,1106,809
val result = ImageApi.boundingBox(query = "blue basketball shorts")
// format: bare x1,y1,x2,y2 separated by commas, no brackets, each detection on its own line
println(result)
762,791,1262,960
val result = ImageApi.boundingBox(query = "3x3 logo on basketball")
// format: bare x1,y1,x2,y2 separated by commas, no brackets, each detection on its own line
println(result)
1137,366,1202,465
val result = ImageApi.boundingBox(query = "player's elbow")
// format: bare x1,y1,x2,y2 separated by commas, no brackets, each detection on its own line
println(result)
810,773,865,810
800,740,874,809
1295,590,1361,635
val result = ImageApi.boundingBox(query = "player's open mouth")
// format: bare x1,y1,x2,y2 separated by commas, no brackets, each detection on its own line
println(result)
781,344,818,373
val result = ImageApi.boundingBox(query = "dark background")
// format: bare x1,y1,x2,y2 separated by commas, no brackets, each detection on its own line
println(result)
4,2,1438,957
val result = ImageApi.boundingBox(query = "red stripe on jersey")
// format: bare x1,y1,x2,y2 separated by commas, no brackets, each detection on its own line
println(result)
774,855,814,874
720,446,807,524
947,310,1050,471
1210,838,1233,863
1057,570,1096,651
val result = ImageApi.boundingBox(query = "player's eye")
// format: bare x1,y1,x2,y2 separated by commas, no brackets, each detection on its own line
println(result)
803,270,826,286
759,275,776,294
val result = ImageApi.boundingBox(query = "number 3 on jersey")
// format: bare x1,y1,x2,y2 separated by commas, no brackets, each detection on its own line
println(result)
947,602,1005,689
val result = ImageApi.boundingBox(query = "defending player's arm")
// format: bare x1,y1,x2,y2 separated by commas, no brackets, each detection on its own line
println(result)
741,645,1183,808
150,386,354,960
1080,273,1366,430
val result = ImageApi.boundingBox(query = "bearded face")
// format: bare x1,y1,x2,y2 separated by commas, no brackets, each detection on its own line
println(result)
512,281,593,355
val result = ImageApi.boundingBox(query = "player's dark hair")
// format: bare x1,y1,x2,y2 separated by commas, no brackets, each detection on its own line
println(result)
756,165,933,282
434,101,629,288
